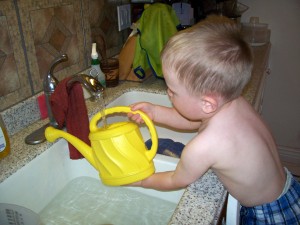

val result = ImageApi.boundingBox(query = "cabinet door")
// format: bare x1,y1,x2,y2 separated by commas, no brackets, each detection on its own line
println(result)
254,68,271,114
279,147,300,179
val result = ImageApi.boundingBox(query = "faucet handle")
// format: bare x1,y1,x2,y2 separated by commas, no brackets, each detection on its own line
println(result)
44,54,69,128
48,54,68,77
43,54,68,93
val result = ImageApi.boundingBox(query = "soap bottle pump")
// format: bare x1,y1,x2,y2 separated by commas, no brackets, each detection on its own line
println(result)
0,115,10,159
91,43,106,87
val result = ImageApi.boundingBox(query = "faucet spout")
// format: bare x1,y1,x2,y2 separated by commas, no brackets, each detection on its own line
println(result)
67,74,105,99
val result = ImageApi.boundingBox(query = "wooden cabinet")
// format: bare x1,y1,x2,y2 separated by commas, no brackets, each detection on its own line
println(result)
242,44,271,113
279,147,300,179
253,68,271,114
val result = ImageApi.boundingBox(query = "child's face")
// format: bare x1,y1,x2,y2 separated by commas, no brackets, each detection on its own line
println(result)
163,69,205,121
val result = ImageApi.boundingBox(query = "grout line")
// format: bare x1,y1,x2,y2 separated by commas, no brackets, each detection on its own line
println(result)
13,0,35,95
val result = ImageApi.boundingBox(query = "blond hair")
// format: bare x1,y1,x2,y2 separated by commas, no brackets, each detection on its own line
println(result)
161,15,253,101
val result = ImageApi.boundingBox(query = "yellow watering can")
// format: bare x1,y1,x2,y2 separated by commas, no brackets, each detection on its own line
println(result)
45,106,158,186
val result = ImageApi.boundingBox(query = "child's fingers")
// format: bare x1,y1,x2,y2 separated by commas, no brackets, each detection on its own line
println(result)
130,102,147,111
133,114,145,123
128,111,145,123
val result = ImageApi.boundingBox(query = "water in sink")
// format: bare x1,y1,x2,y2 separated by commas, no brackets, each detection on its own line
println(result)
40,176,176,225
0,141,183,224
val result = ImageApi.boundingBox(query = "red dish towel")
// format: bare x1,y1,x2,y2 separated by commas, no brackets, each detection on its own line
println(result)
50,77,90,159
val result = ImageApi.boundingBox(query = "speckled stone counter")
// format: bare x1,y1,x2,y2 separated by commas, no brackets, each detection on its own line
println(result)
0,44,270,224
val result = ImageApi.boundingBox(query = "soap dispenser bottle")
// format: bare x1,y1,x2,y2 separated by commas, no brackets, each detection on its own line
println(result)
0,115,10,159
90,43,106,87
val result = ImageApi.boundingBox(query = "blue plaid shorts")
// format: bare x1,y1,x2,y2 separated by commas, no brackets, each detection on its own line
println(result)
240,174,300,225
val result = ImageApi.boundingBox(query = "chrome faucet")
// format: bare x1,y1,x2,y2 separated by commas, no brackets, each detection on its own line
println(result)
43,54,105,128
25,54,104,145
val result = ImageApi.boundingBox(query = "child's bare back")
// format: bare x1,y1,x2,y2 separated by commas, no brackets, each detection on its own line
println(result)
197,96,286,207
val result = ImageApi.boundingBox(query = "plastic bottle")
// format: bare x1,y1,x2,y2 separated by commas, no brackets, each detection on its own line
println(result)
0,115,10,159
90,43,106,87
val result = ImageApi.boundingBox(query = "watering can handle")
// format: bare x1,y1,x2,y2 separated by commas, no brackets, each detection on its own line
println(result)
90,106,158,160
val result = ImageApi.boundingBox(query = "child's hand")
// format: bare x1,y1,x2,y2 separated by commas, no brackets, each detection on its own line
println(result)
128,102,156,123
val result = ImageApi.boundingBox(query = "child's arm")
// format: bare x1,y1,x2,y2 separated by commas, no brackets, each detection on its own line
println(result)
130,137,212,191
129,102,201,130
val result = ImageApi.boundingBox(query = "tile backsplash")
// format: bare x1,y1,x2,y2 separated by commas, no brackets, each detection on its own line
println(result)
0,0,129,111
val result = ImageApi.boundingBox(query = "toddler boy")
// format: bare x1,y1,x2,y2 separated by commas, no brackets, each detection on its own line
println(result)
128,16,300,224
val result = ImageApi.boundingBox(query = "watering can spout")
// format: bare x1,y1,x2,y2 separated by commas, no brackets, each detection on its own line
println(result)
45,126,97,169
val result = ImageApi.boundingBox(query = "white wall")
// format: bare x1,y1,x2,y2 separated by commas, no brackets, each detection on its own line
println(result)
239,0,300,150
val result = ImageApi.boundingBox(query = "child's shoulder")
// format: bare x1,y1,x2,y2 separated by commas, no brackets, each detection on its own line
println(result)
187,126,227,157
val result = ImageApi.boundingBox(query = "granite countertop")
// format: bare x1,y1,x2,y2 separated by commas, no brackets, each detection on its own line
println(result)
0,44,271,224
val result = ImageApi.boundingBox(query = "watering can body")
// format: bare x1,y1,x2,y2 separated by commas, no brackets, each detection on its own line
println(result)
45,106,158,186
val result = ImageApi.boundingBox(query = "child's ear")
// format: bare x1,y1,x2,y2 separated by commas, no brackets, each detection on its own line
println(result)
201,96,218,114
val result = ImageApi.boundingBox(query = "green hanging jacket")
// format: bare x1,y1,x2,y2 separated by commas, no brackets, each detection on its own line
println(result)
133,3,181,79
